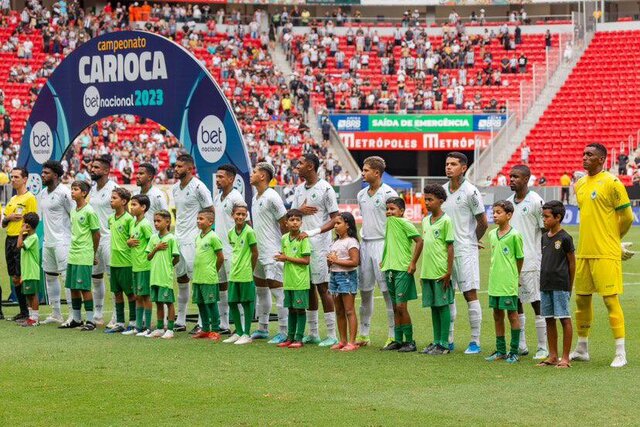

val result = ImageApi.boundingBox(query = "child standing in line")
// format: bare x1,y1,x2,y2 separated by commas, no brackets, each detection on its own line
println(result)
486,200,524,364
538,201,575,368
419,185,455,355
380,197,423,353
275,209,311,349
17,212,41,327
327,212,360,352
146,210,180,339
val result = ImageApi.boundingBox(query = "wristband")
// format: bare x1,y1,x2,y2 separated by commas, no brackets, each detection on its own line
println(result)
307,228,321,238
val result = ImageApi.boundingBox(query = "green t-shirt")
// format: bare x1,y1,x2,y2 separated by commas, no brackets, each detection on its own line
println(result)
193,230,224,285
488,227,524,297
109,212,135,267
69,204,100,266
228,224,257,283
381,216,420,272
130,217,153,272
145,232,179,289
420,213,454,280
281,232,311,291
20,233,40,281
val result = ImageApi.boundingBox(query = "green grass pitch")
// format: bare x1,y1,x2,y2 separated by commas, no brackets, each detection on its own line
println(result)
1,226,640,426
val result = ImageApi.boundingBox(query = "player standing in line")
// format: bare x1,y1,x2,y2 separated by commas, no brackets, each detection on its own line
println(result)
2,167,38,322
442,152,488,354
134,163,168,223
214,164,246,335
39,160,74,324
355,156,397,347
172,154,214,332
88,155,118,326
570,143,634,368
292,153,339,347
250,163,289,343
507,165,549,359
17,213,41,326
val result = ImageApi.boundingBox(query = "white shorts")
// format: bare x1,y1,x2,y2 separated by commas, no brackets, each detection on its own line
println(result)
358,239,386,292
92,242,111,276
43,244,69,274
310,247,330,285
519,270,541,304
452,255,480,292
217,258,231,283
253,260,283,283
176,241,195,278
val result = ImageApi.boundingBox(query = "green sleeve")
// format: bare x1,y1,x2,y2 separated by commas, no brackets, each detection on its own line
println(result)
403,218,420,239
23,234,37,250
444,218,455,243
301,237,311,256
514,233,525,260
145,235,156,254
89,211,100,231
170,238,180,257
247,229,257,247
212,233,223,253
143,223,153,240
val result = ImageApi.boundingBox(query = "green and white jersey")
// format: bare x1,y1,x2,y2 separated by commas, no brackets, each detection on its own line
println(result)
130,217,153,272
89,180,118,245
381,216,420,272
20,233,40,281
488,227,524,297
69,204,100,266
109,211,135,267
146,232,179,289
420,213,454,280
228,224,257,283
193,230,224,285
281,233,311,291
506,191,544,272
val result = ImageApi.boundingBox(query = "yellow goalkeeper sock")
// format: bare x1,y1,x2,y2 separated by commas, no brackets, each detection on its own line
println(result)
575,294,593,338
603,295,625,339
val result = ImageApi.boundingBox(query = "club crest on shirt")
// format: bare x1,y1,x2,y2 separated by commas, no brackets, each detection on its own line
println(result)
374,197,381,206
502,246,510,255
311,193,318,200
79,215,86,223
434,229,441,238
554,240,561,250
522,206,528,213
591,190,597,200
455,195,462,204
118,225,124,233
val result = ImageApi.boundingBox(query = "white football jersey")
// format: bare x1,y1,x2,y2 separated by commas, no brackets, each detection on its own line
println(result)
252,188,287,263
172,177,214,244
39,184,74,248
507,191,544,271
89,179,118,244
134,185,168,224
214,188,246,257
292,179,339,250
442,179,485,257
357,183,397,241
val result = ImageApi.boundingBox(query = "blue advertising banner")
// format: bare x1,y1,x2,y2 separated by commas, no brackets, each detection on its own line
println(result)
472,114,508,132
485,205,640,226
329,114,369,132
18,30,251,203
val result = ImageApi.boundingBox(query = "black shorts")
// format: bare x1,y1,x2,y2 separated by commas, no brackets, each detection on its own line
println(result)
5,235,20,277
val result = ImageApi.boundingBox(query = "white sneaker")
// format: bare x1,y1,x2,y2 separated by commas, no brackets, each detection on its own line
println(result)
122,328,138,336
148,329,165,338
519,346,529,356
43,315,64,324
93,316,105,326
161,330,174,339
234,334,253,345
136,329,151,337
106,317,117,329
569,349,590,362
533,348,549,360
611,353,627,368
223,333,241,343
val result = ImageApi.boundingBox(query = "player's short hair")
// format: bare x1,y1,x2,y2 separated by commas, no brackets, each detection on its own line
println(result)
363,156,386,175
138,163,156,177
423,184,447,201
23,212,39,230
198,209,215,221
131,194,150,212
302,153,320,172
232,202,248,213
386,197,406,211
446,152,468,166
94,154,112,168
256,162,275,181
154,209,172,221
511,164,531,178
587,142,607,158
112,187,131,203
176,154,194,165
542,200,566,221
71,180,91,195
11,167,28,178
218,164,238,177
286,209,304,220
43,160,64,178
493,200,514,214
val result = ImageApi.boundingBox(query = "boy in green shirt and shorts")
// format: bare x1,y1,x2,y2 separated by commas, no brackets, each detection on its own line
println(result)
381,197,423,353
59,181,101,331
146,210,180,339
420,185,455,355
18,212,41,327
223,204,258,345
276,209,312,349
191,209,225,341
486,200,524,363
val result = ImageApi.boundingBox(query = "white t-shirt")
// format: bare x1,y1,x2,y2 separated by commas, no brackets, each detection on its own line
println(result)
214,188,245,257
292,179,339,251
172,177,213,244
134,185,168,224
442,180,485,257
89,180,118,245
357,183,397,241
38,184,74,248
507,191,544,271
330,237,359,272
251,187,287,264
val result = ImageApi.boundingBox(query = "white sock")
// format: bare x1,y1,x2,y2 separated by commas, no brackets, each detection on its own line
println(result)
615,338,626,356
359,290,373,336
468,299,482,344
177,282,190,325
65,288,73,319
271,287,288,335
535,315,547,350
109,295,117,324
28,307,33,318
306,310,319,336
197,314,202,328
218,290,229,330
91,277,105,318
72,308,82,322
45,274,62,317
32,309,39,321
382,291,395,338
256,286,271,331
577,336,589,352
519,313,527,349
449,301,457,344
324,311,336,339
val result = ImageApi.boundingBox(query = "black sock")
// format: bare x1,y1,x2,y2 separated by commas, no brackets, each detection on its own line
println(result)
15,285,28,315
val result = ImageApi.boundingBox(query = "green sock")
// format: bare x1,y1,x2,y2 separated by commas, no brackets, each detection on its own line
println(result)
156,319,163,329
206,303,218,332
431,307,441,345
230,304,243,336
198,303,209,332
242,302,254,336
167,320,175,331
496,336,507,354
295,311,306,342
403,324,413,343
287,311,296,341
128,299,136,322
136,307,144,330
115,302,125,323
394,325,403,343
211,302,221,332
71,297,82,310
510,329,521,354
84,300,94,312
439,305,451,347
144,309,152,329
